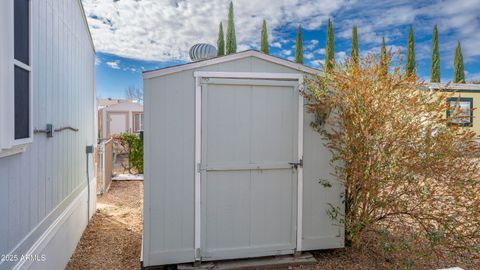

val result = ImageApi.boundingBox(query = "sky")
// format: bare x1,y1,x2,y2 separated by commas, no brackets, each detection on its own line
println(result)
82,0,480,99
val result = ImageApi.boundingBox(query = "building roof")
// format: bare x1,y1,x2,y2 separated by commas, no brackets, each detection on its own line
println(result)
143,50,321,79
97,98,142,108
99,100,143,112
429,82,480,92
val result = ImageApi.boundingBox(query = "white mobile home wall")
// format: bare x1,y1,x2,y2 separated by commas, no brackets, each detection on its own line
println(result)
0,1,96,269
143,52,344,267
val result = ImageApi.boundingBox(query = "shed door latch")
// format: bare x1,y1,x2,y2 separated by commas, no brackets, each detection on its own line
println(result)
289,158,303,169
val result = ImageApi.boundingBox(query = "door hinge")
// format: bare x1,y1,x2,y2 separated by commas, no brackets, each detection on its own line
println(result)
197,163,202,172
289,158,303,169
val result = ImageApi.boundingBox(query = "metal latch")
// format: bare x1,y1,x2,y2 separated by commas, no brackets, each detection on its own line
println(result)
289,158,303,169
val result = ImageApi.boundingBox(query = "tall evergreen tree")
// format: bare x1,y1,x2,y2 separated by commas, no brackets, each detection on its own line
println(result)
380,37,387,75
225,1,236,54
430,25,440,82
295,25,303,64
351,26,359,65
406,25,416,76
325,19,335,72
217,22,225,56
454,41,465,83
261,19,269,54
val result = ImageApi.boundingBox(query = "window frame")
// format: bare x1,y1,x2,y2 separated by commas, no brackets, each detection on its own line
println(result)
446,97,473,127
0,0,33,157
133,112,144,133
12,0,33,146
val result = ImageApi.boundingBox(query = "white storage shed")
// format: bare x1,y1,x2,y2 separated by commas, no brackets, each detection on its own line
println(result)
142,50,344,267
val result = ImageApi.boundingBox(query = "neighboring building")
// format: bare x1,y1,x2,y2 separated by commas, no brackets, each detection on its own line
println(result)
429,83,480,138
0,1,96,269
142,50,344,267
98,100,144,140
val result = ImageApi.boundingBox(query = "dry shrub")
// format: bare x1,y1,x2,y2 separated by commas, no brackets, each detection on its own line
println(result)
305,52,480,268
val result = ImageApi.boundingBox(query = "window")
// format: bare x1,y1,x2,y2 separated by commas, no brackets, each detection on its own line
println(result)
447,97,473,127
13,0,32,141
133,112,144,132
1,0,32,157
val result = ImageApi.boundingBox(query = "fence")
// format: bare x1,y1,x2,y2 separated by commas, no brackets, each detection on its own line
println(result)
97,138,113,194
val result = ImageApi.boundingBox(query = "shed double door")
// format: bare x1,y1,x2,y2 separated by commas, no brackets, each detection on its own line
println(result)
200,78,299,260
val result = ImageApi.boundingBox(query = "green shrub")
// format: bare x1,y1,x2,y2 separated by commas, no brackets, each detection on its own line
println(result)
119,133,144,174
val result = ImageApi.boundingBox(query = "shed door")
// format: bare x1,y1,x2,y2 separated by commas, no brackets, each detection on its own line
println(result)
201,79,298,261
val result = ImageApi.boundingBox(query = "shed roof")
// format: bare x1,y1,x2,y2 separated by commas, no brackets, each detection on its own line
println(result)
143,50,321,79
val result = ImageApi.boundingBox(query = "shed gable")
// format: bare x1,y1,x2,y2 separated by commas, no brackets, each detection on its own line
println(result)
143,50,320,79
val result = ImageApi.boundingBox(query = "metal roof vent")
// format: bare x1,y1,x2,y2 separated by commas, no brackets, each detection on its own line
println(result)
189,43,217,62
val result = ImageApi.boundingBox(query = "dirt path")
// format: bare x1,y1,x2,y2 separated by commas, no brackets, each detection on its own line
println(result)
66,180,477,270
66,181,143,270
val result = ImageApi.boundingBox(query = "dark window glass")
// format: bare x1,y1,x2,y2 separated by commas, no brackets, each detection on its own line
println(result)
15,66,30,139
14,0,30,65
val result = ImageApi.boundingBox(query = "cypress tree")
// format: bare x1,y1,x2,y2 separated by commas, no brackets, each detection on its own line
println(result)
351,26,359,65
295,25,303,64
454,41,465,83
261,19,269,54
217,22,225,56
430,25,440,82
225,1,237,54
380,37,387,75
325,19,334,72
406,25,416,76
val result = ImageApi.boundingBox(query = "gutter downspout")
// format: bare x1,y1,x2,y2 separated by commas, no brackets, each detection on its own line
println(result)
86,145,94,222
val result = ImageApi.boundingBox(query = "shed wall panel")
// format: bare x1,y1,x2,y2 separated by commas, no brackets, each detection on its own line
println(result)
144,55,343,266
301,110,345,250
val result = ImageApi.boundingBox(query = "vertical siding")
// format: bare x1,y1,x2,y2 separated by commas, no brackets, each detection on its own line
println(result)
144,57,344,266
144,57,315,265
0,0,95,266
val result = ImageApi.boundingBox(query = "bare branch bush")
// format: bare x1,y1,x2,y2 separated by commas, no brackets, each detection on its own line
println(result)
304,52,480,268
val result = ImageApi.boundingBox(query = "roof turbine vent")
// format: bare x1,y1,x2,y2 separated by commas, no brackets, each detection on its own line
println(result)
189,43,217,62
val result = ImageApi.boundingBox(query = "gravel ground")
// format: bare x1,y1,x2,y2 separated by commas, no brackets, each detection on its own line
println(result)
66,181,143,270
65,181,477,270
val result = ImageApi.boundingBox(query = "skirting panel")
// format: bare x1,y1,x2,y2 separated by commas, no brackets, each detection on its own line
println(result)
6,178,95,270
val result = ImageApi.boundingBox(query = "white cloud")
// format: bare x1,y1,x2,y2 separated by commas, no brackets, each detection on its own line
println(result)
81,0,348,61
304,39,319,50
95,57,102,65
310,59,324,68
281,49,292,56
335,51,347,62
82,0,480,65
272,42,282,48
333,0,480,62
304,53,315,60
106,60,121,69
315,48,326,55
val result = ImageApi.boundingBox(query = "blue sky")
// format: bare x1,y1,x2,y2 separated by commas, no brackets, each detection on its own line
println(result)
82,0,480,99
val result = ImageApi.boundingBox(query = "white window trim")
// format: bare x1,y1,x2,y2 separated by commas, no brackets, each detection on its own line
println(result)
133,112,144,132
0,0,33,158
